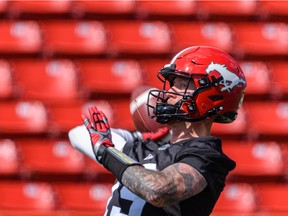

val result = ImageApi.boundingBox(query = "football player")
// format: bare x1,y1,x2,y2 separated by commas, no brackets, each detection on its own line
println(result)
71,46,246,215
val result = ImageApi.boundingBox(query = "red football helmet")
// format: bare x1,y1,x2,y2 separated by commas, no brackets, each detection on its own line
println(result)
147,46,247,124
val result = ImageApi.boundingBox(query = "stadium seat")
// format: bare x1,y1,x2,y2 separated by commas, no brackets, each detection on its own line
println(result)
0,100,49,134
139,58,169,89
0,0,8,13
211,106,248,137
0,181,56,210
214,183,258,212
231,22,288,56
257,183,288,211
109,99,135,130
12,59,80,103
0,209,63,216
168,22,234,54
40,20,108,56
136,0,197,17
73,0,136,15
223,141,285,178
18,139,85,178
54,182,112,212
0,59,15,99
48,100,114,134
197,0,258,17
239,61,271,97
54,210,103,216
259,0,288,16
268,61,288,97
0,21,42,54
76,59,143,95
9,0,72,16
105,20,172,56
246,102,288,137
0,139,19,176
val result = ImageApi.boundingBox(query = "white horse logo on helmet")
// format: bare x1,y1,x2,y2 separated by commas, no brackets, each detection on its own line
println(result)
206,61,246,92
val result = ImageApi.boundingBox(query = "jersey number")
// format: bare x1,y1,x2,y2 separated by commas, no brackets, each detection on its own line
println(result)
110,187,146,215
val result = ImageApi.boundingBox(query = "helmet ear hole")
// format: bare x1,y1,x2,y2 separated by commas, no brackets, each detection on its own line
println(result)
185,102,196,113
198,78,209,86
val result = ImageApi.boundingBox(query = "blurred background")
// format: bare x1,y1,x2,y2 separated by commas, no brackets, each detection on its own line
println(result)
0,0,287,215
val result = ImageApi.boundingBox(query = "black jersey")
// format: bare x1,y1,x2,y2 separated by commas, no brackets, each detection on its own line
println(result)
105,136,235,216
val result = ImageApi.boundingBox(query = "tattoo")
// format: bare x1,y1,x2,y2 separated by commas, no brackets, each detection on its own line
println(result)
121,163,207,207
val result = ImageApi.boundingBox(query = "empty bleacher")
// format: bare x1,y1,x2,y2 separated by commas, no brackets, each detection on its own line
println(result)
0,1,287,215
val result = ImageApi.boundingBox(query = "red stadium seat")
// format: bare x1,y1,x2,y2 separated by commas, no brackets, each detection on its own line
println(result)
0,21,42,54
246,102,288,137
269,61,288,97
105,20,172,55
18,139,85,178
259,0,288,16
0,210,62,216
231,22,288,56
76,59,143,95
0,59,15,99
214,183,258,212
0,0,8,13
73,0,136,15
9,0,72,15
197,0,258,17
48,100,114,134
54,210,103,216
239,61,271,97
40,20,108,56
257,184,288,211
0,100,49,134
139,58,168,89
54,182,112,212
0,139,19,176
211,106,248,137
0,181,56,210
169,22,234,54
136,0,197,17
109,99,135,130
223,141,285,178
12,59,80,103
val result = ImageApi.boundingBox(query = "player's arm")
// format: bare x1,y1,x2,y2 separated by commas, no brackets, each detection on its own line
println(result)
82,105,206,207
121,162,207,207
68,125,129,161
68,124,169,162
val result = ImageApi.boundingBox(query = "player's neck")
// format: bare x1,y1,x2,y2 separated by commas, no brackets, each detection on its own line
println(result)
169,120,213,143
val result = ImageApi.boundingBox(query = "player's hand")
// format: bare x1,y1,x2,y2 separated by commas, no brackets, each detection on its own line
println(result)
81,106,114,162
133,127,170,142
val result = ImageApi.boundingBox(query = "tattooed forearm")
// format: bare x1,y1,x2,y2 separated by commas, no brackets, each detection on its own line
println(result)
121,163,207,207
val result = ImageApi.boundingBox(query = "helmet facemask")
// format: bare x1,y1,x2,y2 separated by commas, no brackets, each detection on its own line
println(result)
147,64,220,124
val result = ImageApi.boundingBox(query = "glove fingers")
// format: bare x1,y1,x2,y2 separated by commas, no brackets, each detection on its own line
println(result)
88,106,102,131
96,111,109,132
99,111,110,129
89,106,99,126
87,106,110,132
81,114,92,130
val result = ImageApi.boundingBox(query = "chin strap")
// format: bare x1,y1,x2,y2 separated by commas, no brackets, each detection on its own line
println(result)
155,104,223,123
